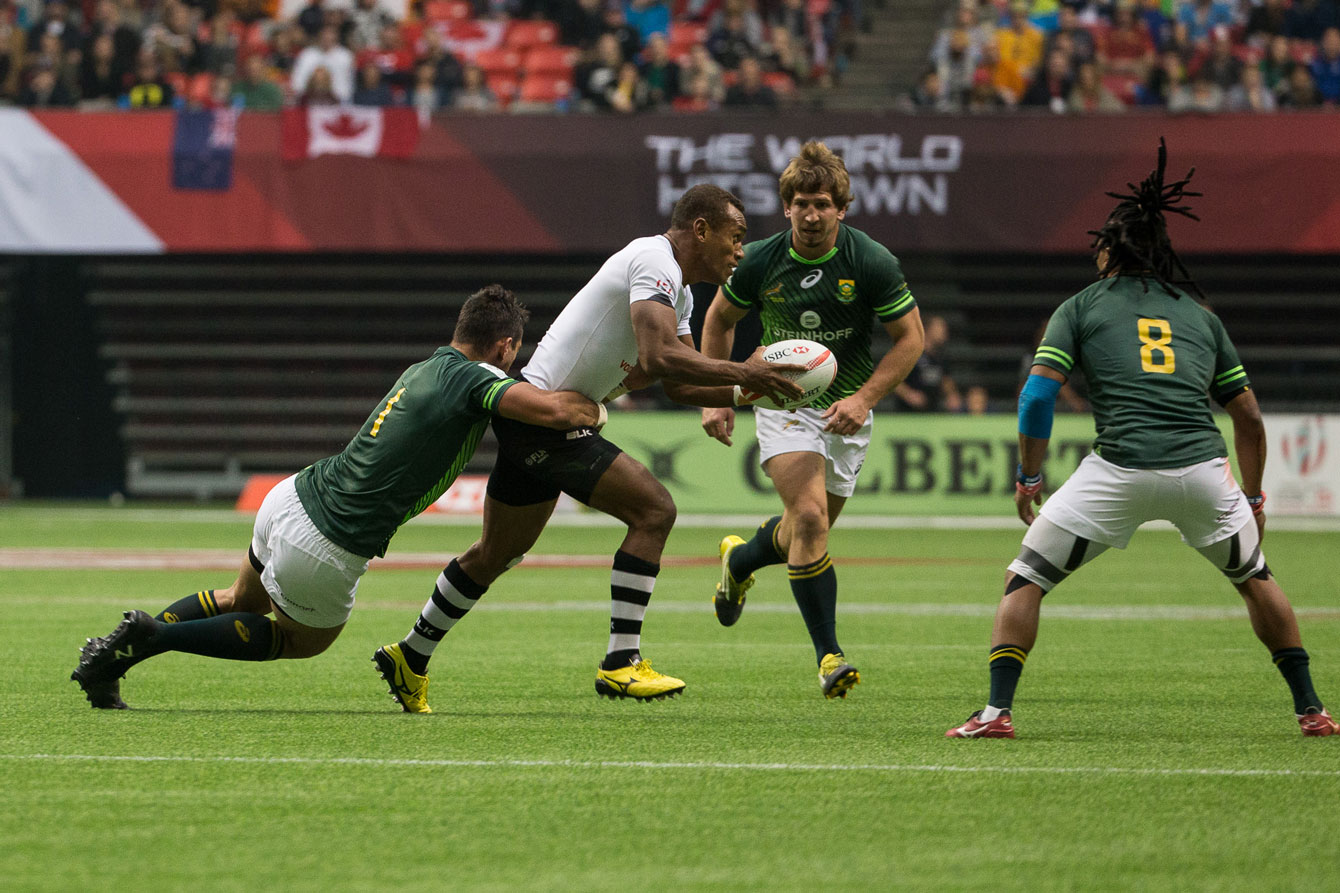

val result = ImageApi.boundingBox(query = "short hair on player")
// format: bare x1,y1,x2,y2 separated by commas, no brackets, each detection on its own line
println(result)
669,184,745,231
1089,138,1204,300
453,284,530,349
778,141,854,210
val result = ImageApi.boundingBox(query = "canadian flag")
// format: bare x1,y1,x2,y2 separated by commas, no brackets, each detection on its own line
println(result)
280,107,421,162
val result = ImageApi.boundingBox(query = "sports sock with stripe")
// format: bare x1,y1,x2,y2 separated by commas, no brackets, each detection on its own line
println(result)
154,590,220,624
602,550,658,670
148,613,284,661
728,515,786,581
788,554,839,663
401,559,488,675
986,643,1028,712
1272,647,1323,714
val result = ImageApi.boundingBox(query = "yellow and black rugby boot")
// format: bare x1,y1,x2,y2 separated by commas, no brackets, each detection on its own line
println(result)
818,652,860,699
373,643,433,714
595,658,685,701
713,535,754,627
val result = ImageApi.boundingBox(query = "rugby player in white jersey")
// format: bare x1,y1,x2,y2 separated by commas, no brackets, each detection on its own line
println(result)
375,184,806,711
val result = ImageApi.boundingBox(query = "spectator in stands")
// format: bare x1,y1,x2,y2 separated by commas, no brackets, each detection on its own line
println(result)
232,53,284,110
1045,2,1096,67
980,35,1027,105
1310,26,1340,103
1137,46,1185,104
893,315,962,412
679,41,725,100
353,58,395,104
26,0,80,54
931,1,992,63
607,57,652,110
1259,33,1294,92
1225,63,1276,111
19,62,76,106
30,29,80,97
639,32,681,106
78,32,126,106
349,0,393,52
1278,60,1322,106
965,67,1008,112
997,0,1045,83
195,10,240,77
267,22,308,76
1198,26,1241,89
418,28,464,101
1097,0,1155,78
1245,0,1289,44
0,18,16,102
1020,46,1074,111
1069,58,1125,110
706,7,758,69
1176,0,1234,48
122,51,176,107
601,3,643,62
723,53,776,106
358,22,415,90
452,62,499,111
1169,70,1225,111
299,64,340,105
145,1,199,75
1285,0,1340,44
556,0,607,49
292,24,355,103
672,67,719,109
760,23,809,84
932,24,982,106
86,0,141,78
575,30,622,109
1137,0,1174,51
409,59,445,116
908,66,954,111
624,0,671,44
297,0,327,39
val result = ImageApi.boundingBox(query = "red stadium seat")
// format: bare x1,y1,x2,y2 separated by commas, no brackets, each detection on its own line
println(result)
423,0,470,23
485,72,519,107
762,70,796,95
187,72,215,106
1102,73,1138,105
473,47,523,78
517,72,572,104
668,22,707,47
505,20,559,51
523,45,578,76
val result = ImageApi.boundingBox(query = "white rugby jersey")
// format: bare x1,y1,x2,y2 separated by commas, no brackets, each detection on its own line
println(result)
523,235,694,400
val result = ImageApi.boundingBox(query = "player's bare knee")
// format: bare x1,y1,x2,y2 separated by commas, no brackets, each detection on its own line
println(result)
630,491,676,539
789,505,828,548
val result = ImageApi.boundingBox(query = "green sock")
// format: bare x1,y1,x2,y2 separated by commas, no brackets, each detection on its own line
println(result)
729,515,786,581
788,554,839,663
1273,647,1323,713
155,590,220,624
987,644,1028,710
150,613,285,662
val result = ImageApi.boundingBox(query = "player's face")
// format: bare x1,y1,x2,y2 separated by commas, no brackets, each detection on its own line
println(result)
785,191,845,256
703,204,748,285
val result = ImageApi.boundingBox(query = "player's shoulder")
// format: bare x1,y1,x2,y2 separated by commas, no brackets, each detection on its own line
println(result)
739,229,791,264
619,235,682,279
841,225,896,258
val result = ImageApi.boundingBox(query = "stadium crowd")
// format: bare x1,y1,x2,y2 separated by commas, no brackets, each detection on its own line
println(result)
911,0,1340,113
0,0,855,111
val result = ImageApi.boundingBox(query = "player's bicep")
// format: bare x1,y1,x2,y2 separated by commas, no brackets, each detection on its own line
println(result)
706,289,751,330
881,306,924,348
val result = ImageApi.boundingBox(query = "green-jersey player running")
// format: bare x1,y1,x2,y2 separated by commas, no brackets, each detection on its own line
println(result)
72,285,603,711
947,141,1338,740
700,141,925,698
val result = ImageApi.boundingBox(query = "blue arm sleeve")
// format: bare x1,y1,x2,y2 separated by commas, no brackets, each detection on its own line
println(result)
1018,374,1062,440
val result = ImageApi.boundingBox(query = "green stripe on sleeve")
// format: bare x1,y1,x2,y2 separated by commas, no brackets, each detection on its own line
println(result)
1215,366,1245,385
1033,346,1073,371
722,281,751,308
874,291,915,318
482,379,513,411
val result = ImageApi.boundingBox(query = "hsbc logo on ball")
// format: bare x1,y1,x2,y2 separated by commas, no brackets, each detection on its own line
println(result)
647,133,962,219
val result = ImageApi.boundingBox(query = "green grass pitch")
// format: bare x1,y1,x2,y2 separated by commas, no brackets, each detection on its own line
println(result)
3,505,1339,891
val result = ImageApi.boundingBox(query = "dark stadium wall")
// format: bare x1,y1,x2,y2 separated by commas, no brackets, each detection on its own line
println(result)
10,258,125,498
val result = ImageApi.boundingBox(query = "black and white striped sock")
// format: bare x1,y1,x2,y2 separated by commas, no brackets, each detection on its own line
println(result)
401,559,487,674
603,550,659,670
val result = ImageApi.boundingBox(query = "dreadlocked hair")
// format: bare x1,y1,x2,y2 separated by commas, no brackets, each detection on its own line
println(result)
1088,138,1204,300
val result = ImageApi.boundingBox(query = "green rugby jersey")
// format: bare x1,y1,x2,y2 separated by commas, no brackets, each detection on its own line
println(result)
1032,276,1250,469
721,225,916,410
295,347,518,558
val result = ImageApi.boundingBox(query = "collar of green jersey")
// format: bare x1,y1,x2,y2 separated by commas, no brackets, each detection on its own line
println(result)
788,228,842,265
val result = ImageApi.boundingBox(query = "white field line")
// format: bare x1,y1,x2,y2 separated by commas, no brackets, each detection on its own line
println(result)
2,752,1337,779
8,507,1340,532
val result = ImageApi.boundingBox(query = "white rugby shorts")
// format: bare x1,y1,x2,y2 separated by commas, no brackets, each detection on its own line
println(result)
250,474,369,628
1039,452,1253,549
754,405,873,497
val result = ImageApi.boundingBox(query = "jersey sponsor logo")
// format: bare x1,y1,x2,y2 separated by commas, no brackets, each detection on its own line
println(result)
775,326,856,343
799,310,822,328
655,278,675,298
800,270,824,288
566,427,596,440
837,279,856,302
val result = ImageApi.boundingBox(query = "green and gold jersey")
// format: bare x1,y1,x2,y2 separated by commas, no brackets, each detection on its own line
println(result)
1033,276,1250,469
294,347,518,558
721,225,916,410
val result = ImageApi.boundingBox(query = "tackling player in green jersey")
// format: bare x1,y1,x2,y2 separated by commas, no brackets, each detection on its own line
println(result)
700,141,925,698
71,285,603,710
947,141,1338,739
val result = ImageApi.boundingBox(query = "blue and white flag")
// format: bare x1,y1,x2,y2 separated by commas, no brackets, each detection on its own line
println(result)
171,109,237,191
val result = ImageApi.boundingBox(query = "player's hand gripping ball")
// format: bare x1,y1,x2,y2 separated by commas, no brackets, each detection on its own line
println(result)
736,338,838,411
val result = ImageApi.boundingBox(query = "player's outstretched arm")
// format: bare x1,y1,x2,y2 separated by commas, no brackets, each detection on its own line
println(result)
1014,364,1067,525
629,300,804,406
700,289,750,445
1224,389,1267,537
496,383,604,431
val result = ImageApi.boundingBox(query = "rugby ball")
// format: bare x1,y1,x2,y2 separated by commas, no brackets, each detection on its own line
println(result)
736,338,838,411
